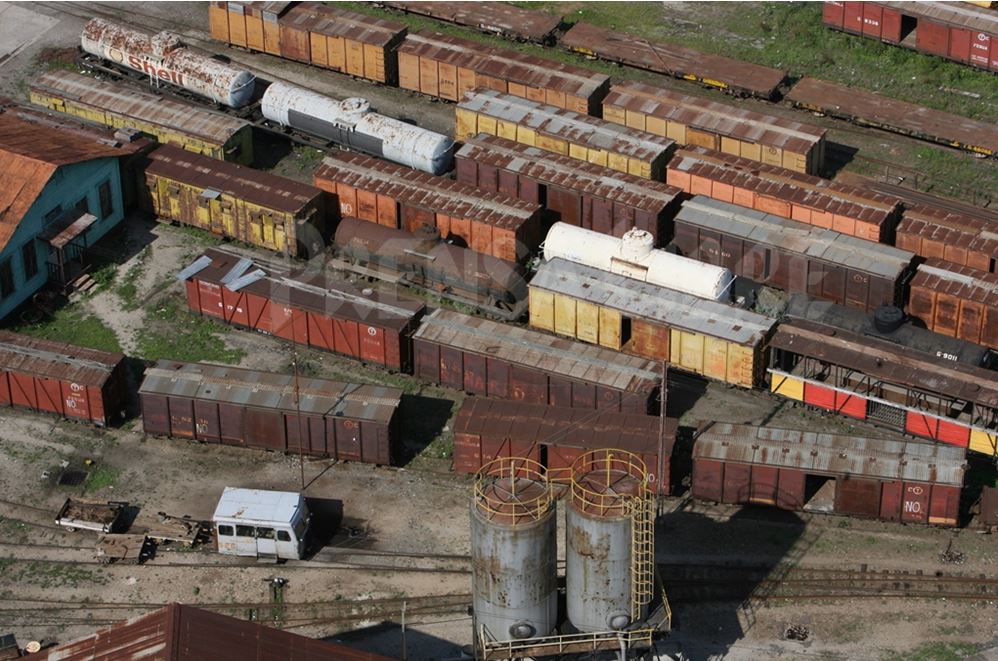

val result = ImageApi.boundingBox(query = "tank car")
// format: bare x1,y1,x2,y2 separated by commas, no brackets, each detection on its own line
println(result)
334,218,527,308
543,222,735,301
81,18,255,107
261,82,455,175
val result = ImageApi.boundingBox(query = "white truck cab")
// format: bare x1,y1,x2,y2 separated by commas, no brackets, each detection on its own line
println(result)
213,488,310,560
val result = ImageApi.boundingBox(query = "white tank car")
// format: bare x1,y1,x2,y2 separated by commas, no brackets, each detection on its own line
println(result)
261,81,455,175
81,19,255,108
543,223,735,301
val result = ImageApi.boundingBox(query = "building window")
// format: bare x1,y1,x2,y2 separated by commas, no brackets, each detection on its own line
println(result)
44,205,63,226
75,197,91,216
21,242,38,280
98,179,114,219
0,259,14,299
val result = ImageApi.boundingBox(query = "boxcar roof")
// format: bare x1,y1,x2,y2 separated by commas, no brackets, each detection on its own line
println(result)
676,197,914,278
693,423,965,485
770,319,998,407
280,3,406,46
183,247,424,330
144,144,321,213
605,82,825,153
31,70,249,143
140,360,402,422
213,487,302,523
897,209,998,259
458,88,675,162
878,1,998,33
412,308,660,392
531,259,774,346
911,260,998,308
0,331,122,387
381,1,562,42
458,135,680,212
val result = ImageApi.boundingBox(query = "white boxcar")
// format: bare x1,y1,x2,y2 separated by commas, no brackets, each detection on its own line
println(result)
213,488,310,560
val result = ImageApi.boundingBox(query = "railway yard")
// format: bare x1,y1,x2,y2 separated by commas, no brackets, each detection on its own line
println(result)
0,1,997,660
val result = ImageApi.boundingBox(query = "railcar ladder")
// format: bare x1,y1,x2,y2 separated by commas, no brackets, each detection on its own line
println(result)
630,496,655,621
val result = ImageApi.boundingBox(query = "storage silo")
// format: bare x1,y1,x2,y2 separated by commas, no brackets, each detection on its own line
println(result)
566,449,654,633
471,457,558,643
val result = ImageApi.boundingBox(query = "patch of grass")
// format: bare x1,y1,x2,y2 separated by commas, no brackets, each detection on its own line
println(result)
16,306,123,354
7,560,108,589
135,296,244,364
881,641,979,661
115,246,153,311
84,464,121,494
88,262,119,294
163,223,223,248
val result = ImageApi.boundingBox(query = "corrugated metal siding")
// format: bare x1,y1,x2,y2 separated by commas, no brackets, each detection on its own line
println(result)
0,331,123,386
280,3,405,46
896,207,998,273
878,0,998,32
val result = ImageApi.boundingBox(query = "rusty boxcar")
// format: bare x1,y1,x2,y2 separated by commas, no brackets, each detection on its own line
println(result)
208,1,293,55
672,197,915,312
666,147,903,243
180,247,425,371
529,259,774,389
412,308,661,414
560,22,787,100
139,360,402,464
455,88,676,180
397,30,609,114
455,134,681,242
603,82,827,175
786,77,997,158
769,318,998,455
895,207,998,274
29,70,254,165
377,1,563,44
908,260,998,350
313,151,542,264
452,397,676,494
0,331,126,427
141,145,326,258
692,423,966,526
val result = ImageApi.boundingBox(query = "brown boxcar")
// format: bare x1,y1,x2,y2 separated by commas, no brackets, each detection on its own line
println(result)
604,82,827,175
673,197,915,312
209,1,293,55
908,260,998,350
139,360,402,465
666,147,902,243
452,398,676,494
141,145,326,258
0,331,126,427
377,1,563,44
314,151,542,263
895,207,998,274
692,423,966,526
455,134,681,242
786,77,997,158
560,22,787,99
397,30,609,114
412,308,660,414
180,247,425,371
456,89,676,180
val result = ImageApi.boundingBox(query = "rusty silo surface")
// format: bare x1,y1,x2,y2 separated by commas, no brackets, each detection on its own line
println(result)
471,457,558,642
566,449,653,633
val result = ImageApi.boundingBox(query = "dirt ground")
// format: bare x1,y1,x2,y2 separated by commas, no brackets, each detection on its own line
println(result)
0,2,997,660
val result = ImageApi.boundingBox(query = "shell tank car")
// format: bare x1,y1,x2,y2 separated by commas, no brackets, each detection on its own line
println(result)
81,18,255,108
261,81,455,175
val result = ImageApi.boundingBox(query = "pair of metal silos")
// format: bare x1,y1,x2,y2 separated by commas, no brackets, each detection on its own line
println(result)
470,450,654,645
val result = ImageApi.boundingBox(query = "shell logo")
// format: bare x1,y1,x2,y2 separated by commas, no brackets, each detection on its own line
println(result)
107,47,125,63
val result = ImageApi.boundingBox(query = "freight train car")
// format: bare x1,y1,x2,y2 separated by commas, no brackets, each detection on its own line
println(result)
208,1,293,56
908,260,998,351
786,77,997,158
29,70,254,165
314,151,542,264
895,206,998,274
377,1,563,44
412,308,661,414
397,31,609,114
455,89,676,180
455,135,681,243
603,82,827,175
0,332,127,427
692,423,966,526
529,259,774,388
453,398,676,494
673,197,915,312
666,147,903,243
561,22,787,100
179,247,425,371
139,360,403,465
140,145,326,258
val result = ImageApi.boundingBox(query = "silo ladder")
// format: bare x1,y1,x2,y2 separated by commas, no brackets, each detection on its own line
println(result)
630,497,655,621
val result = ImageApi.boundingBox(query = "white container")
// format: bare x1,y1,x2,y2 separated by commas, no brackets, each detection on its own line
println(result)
213,487,310,560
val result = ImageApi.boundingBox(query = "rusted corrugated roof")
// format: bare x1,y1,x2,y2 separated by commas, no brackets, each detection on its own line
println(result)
281,3,406,46
897,207,998,262
231,1,295,18
878,1,998,32
412,308,660,393
140,360,401,423
457,135,680,213
31,70,249,144
33,602,399,660
0,99,148,255
379,1,562,42
0,331,123,387
911,259,998,308
144,144,321,214
693,423,966,485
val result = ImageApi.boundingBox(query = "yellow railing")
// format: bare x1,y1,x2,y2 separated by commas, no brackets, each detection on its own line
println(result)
478,626,655,659
473,456,552,526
